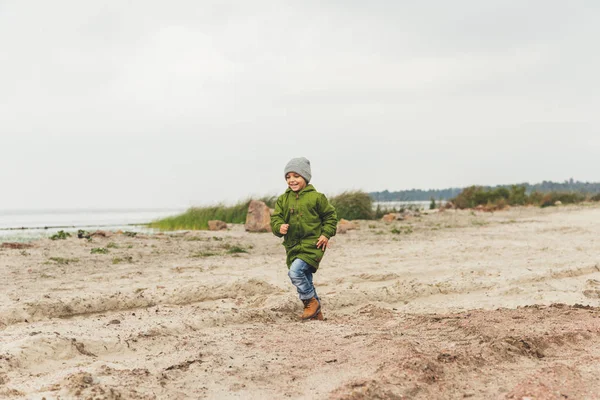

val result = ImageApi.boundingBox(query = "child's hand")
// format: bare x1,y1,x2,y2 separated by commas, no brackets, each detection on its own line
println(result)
280,224,289,235
316,235,329,251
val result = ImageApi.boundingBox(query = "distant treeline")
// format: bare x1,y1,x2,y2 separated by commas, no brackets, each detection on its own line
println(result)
370,179,600,201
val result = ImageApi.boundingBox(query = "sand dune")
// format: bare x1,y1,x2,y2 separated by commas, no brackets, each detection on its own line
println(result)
1,205,600,399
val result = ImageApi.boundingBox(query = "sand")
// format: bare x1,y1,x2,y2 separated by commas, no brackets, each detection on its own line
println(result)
1,204,600,399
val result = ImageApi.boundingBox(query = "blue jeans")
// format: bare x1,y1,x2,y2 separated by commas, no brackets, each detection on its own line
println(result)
288,259,319,301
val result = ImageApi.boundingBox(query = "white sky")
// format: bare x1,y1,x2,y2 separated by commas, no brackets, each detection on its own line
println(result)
1,1,598,209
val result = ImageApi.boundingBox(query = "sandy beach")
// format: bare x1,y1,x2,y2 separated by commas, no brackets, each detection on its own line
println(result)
2,204,600,399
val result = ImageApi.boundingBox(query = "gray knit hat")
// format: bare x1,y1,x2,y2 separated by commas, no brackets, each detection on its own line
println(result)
284,157,312,183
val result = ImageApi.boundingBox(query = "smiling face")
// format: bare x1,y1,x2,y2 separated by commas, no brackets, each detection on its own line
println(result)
285,172,307,192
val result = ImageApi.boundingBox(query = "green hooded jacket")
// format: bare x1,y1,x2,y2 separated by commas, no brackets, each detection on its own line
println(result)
270,184,337,271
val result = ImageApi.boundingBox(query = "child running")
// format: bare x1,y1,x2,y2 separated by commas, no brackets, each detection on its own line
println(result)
270,157,338,320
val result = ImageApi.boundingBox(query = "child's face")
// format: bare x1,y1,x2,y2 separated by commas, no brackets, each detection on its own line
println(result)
286,172,307,192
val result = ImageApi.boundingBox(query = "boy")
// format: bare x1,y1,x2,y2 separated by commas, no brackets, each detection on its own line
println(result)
270,157,338,320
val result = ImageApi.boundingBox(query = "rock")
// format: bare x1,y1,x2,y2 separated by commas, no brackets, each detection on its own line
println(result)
555,200,562,206
382,213,399,223
1,242,33,249
245,200,272,232
208,220,227,231
382,213,406,222
337,219,358,234
403,209,420,218
90,230,112,238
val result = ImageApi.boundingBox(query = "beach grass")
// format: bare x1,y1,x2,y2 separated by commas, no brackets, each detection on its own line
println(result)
330,191,374,220
149,196,276,231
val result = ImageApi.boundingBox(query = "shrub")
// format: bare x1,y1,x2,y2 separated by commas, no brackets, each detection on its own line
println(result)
453,185,541,209
452,186,483,209
508,185,527,205
50,230,71,240
528,191,544,205
591,193,600,202
330,191,374,220
538,192,586,207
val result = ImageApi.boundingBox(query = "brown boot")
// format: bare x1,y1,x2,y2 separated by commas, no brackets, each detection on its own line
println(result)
311,310,324,321
301,297,320,320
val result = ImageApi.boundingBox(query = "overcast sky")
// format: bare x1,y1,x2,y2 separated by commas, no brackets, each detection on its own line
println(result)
1,1,598,209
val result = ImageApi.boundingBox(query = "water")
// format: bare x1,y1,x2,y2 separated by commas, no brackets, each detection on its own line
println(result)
372,200,433,210
0,208,186,242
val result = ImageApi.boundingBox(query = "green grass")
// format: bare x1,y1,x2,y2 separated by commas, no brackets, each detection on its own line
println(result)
149,196,276,231
91,247,109,254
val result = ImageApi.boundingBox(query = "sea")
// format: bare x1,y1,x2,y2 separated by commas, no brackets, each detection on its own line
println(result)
0,201,433,242
0,208,187,242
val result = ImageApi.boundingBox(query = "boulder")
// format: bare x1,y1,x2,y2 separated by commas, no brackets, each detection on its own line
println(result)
403,209,420,218
208,220,227,231
382,213,398,223
382,213,404,223
90,230,112,238
245,200,272,232
337,218,358,234
554,201,562,206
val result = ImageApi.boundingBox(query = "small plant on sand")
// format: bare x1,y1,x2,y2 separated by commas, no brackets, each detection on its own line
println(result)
77,229,91,239
226,246,248,254
112,256,133,264
185,236,207,242
91,247,109,254
123,231,138,237
391,226,413,235
191,251,218,258
107,242,119,249
50,230,71,240
49,257,79,265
